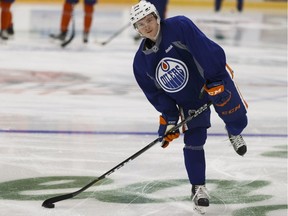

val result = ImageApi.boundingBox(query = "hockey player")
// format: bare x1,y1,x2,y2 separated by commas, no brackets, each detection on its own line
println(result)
129,0,248,213
51,0,97,43
0,0,15,40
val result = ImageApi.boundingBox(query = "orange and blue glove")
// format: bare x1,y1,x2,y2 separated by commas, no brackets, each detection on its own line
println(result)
204,80,231,107
158,115,180,148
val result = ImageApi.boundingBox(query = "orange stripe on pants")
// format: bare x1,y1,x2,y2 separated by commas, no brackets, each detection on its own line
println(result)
226,64,248,109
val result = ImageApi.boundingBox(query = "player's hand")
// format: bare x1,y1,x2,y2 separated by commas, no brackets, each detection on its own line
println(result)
204,80,231,107
158,115,180,148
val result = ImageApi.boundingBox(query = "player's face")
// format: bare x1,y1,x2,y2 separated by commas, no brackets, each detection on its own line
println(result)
135,14,159,41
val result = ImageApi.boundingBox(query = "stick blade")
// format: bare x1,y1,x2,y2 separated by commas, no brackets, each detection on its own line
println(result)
42,201,55,209
61,33,74,48
41,192,74,208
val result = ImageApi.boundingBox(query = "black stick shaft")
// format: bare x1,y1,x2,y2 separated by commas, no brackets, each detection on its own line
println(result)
42,101,212,207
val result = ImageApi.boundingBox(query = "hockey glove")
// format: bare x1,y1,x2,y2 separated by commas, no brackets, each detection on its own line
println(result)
158,115,180,148
204,80,231,107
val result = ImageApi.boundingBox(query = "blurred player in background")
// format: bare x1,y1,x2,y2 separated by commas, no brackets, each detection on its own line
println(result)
215,0,244,13
50,0,97,43
0,0,15,40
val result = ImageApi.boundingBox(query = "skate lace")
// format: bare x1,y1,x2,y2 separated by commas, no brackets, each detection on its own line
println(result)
192,186,210,201
230,135,244,149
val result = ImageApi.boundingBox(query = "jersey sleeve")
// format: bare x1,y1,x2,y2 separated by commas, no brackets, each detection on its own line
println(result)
176,16,228,82
133,55,179,118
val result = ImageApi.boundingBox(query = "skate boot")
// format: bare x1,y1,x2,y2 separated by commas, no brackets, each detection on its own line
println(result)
50,31,67,41
83,32,89,43
7,24,14,36
228,133,247,156
0,30,9,40
191,185,209,214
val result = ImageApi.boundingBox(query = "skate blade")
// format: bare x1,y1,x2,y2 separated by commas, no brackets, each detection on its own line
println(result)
193,203,207,215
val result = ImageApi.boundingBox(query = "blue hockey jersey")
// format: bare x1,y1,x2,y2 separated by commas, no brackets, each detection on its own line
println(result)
132,16,246,129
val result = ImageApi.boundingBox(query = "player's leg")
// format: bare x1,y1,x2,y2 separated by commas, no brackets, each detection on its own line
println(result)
83,0,97,43
0,0,14,40
214,0,222,12
237,0,244,12
60,0,78,40
50,0,78,41
183,128,210,213
222,67,248,156
205,65,248,155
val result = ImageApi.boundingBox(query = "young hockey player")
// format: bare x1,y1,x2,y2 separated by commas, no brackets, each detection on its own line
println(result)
50,0,97,43
0,0,15,40
129,0,248,213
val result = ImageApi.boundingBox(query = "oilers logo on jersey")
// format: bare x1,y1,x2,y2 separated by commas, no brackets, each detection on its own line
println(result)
156,57,189,93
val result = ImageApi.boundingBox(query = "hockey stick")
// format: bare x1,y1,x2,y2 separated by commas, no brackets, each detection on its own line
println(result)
42,101,212,208
61,5,75,48
97,23,130,46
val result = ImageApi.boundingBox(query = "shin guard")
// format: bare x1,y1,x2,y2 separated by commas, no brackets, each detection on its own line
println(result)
183,128,207,185
84,4,94,33
61,2,74,32
1,2,12,31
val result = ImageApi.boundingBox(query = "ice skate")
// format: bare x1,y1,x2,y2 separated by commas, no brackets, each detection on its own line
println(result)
7,24,14,36
50,31,67,41
0,30,9,40
228,133,247,156
83,32,89,43
191,185,209,215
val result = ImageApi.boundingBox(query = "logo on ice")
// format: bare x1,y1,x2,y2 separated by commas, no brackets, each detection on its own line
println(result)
156,58,189,93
